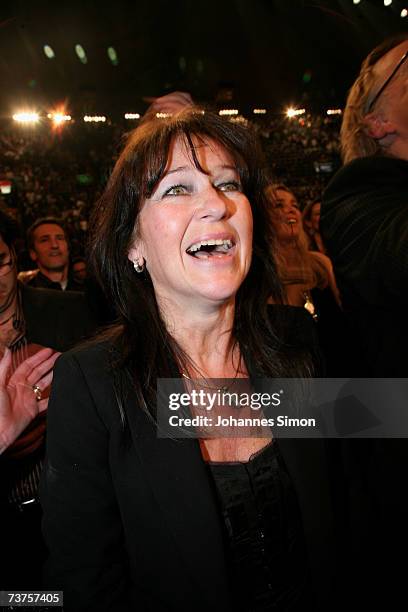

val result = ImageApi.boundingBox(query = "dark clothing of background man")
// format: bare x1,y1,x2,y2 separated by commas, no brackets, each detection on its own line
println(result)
321,35,408,609
26,269,83,292
321,155,408,376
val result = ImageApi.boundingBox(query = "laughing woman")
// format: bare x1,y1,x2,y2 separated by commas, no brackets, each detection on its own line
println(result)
41,109,340,611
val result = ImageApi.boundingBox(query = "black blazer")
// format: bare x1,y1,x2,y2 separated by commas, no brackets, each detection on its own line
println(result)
40,309,341,611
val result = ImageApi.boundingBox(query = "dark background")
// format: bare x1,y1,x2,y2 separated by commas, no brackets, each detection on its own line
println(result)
0,0,407,118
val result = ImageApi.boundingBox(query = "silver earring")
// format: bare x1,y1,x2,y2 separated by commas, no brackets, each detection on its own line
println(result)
133,259,145,273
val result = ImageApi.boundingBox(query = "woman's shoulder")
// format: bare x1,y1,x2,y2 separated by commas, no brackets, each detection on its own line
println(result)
50,334,126,430
309,250,332,268
55,332,120,381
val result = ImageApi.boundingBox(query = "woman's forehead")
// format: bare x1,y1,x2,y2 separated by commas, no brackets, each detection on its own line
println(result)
276,189,296,202
165,135,236,172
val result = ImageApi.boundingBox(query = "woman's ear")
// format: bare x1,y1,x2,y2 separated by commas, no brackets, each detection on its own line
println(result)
363,112,396,140
128,244,144,267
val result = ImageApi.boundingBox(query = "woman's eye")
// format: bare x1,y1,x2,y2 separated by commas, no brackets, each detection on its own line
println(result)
217,181,242,192
164,184,188,196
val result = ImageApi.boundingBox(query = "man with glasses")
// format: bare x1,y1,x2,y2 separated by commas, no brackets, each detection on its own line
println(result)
320,33,408,607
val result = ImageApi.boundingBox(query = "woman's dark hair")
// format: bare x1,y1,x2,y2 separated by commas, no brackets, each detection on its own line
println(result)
89,108,310,426
0,209,20,248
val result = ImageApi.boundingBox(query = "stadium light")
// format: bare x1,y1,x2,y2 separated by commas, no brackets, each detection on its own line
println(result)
286,107,305,118
43,45,55,59
253,109,267,114
401,8,408,17
83,115,106,122
124,113,140,119
12,112,40,123
326,109,342,115
51,113,71,125
353,0,361,4
219,109,239,116
75,44,88,64
156,112,172,118
384,0,392,6
107,47,118,65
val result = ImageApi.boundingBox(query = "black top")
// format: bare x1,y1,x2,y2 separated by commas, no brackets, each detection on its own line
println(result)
208,442,314,611
27,270,83,292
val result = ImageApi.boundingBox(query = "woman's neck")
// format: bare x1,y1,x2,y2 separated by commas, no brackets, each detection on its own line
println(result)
158,297,240,377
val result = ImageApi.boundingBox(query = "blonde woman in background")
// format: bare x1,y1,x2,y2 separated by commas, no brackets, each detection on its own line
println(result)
266,184,340,316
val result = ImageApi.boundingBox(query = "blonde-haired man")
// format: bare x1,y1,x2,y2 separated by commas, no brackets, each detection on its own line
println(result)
321,33,408,609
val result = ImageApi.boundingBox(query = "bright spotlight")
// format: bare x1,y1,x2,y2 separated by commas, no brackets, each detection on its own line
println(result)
401,8,408,17
253,108,267,114
353,0,361,4
52,113,71,125
384,0,392,6
43,45,55,59
286,107,305,118
124,113,140,119
12,112,40,123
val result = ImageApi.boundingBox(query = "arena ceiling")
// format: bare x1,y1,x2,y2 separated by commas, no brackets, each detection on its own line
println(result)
0,0,407,117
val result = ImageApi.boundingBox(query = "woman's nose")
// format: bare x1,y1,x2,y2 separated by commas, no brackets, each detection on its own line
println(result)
195,185,229,221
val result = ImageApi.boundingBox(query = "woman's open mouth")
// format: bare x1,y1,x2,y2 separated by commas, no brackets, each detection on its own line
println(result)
186,238,235,259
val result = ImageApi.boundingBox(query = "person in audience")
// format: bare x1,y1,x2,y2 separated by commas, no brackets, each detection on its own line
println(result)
266,184,340,315
25,217,83,291
321,32,408,376
320,32,408,606
41,108,343,611
0,347,58,454
71,256,87,286
266,184,347,377
302,200,326,253
0,209,97,590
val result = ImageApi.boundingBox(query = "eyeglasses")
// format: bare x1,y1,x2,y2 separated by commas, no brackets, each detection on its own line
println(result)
365,51,408,114
0,258,14,277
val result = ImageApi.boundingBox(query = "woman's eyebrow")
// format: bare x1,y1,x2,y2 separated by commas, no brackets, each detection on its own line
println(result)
162,163,238,179
163,166,190,177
